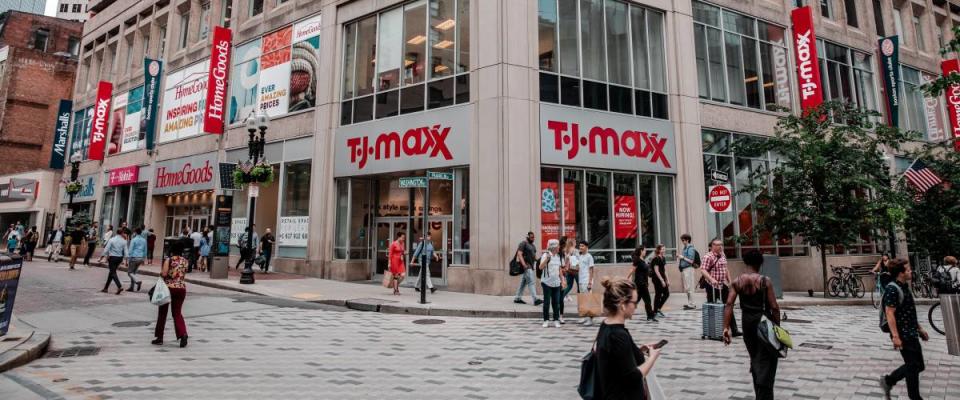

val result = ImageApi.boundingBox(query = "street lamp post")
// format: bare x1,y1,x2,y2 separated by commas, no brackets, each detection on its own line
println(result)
66,153,82,228
239,112,268,285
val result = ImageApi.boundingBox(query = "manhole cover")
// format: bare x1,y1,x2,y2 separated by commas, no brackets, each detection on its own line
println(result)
799,342,833,350
52,378,69,383
468,360,483,365
785,319,812,324
45,346,101,358
112,321,151,328
780,306,804,311
412,319,445,325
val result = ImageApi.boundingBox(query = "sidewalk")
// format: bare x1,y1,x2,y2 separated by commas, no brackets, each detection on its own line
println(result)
91,260,938,318
0,323,50,373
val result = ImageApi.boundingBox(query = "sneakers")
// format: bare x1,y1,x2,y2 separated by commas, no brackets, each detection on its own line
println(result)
656,311,666,318
683,304,696,310
559,316,566,324
879,376,892,400
534,299,544,306
430,287,437,294
647,317,659,323
542,321,550,328
514,298,527,304
554,321,561,328
581,317,594,326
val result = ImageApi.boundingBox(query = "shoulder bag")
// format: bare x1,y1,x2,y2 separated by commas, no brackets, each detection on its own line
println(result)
757,277,790,358
577,332,601,400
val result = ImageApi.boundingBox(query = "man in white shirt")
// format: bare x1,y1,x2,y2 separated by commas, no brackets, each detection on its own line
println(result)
577,240,597,326
189,229,203,273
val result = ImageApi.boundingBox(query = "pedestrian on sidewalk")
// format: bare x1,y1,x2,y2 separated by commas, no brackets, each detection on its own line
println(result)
188,228,203,273
561,237,581,301
879,258,929,400
677,233,699,310
235,226,259,270
388,231,406,295
68,224,86,270
723,250,780,400
96,225,113,264
413,232,439,294
577,240,596,326
260,228,275,273
47,226,64,262
539,239,563,328
153,238,189,348
627,246,657,323
703,239,740,336
199,229,211,273
101,228,128,295
6,230,18,255
83,222,99,266
873,253,892,290
513,232,542,306
127,228,147,291
650,244,669,318
594,277,663,399
22,226,38,261
146,228,156,265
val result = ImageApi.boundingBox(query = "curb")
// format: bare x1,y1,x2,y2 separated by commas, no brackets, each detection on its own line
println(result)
0,330,51,373
86,261,264,297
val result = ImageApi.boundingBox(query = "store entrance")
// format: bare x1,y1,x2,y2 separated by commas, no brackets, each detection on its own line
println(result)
374,218,408,277
372,216,451,286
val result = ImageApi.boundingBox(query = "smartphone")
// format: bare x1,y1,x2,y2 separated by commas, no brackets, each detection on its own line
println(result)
652,339,668,349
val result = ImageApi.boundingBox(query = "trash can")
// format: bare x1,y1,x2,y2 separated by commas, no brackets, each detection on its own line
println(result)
941,294,960,356
209,256,228,279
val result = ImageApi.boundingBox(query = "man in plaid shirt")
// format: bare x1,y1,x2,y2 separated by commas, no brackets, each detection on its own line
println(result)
702,239,740,336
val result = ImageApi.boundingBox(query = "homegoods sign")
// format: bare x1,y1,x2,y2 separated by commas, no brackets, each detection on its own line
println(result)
152,153,218,195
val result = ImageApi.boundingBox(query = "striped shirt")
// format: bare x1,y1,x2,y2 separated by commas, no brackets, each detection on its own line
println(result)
701,250,729,287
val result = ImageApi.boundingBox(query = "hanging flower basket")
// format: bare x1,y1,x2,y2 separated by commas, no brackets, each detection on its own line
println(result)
233,161,275,188
64,181,83,195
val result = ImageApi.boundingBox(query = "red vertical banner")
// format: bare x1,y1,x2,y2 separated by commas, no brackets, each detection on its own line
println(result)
791,6,824,112
941,59,960,152
87,81,113,161
613,195,637,239
204,26,232,134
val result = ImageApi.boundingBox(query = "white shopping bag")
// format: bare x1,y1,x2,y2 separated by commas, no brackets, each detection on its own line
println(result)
150,277,171,306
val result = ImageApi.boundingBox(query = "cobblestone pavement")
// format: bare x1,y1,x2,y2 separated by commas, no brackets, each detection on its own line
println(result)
4,296,959,399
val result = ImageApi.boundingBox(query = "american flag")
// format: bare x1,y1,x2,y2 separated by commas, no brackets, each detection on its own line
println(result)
904,161,943,194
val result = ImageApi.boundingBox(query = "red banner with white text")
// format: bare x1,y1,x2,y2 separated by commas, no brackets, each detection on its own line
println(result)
790,6,824,112
204,26,232,135
941,59,960,152
87,81,113,161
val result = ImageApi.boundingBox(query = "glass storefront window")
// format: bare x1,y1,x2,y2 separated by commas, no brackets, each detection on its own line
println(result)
613,174,637,262
585,171,612,261
130,185,147,230
898,65,928,135
349,180,372,260
817,39,877,117
278,162,311,258
334,179,348,259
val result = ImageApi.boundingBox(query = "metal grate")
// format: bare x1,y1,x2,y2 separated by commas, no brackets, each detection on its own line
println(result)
785,319,813,324
112,321,151,328
799,343,833,350
45,346,101,358
412,319,445,325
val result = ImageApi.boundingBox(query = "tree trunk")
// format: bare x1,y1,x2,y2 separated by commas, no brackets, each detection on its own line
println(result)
819,245,828,298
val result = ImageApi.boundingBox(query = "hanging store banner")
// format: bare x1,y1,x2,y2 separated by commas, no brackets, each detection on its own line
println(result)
790,6,824,111
49,99,72,169
142,58,163,149
539,104,677,174
613,195,637,240
920,73,947,142
109,91,128,155
160,60,209,143
258,27,293,116
152,153,217,195
334,105,472,177
204,26,232,135
278,216,309,247
941,59,960,152
878,36,900,127
87,81,113,161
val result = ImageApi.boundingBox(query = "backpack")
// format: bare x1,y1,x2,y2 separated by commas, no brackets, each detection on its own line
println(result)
879,282,904,334
931,266,958,291
693,250,702,267
537,251,551,279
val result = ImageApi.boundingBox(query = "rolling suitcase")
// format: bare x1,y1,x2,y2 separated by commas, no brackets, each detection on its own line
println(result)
701,287,724,340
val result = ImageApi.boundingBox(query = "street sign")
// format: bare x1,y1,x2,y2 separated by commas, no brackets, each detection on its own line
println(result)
399,177,429,188
426,171,454,180
708,184,733,213
710,169,729,183
249,185,259,198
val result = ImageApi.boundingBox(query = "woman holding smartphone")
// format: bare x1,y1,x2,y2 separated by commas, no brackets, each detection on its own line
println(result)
594,277,664,399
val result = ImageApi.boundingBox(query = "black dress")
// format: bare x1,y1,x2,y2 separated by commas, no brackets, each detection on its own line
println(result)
737,276,778,400
595,322,646,399
632,258,655,319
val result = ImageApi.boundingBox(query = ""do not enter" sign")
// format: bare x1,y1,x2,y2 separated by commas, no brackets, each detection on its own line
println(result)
708,184,732,213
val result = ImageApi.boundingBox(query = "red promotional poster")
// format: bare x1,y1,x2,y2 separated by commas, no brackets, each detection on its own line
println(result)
87,81,113,161
613,195,637,240
204,26,232,134
941,59,960,152
540,181,576,248
790,6,823,111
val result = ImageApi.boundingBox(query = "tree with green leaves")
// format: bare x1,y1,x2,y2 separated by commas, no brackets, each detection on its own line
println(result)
901,149,960,264
736,101,914,296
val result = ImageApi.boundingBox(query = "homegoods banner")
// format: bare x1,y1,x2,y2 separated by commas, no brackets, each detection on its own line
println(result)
159,60,209,143
152,153,218,195
941,59,960,152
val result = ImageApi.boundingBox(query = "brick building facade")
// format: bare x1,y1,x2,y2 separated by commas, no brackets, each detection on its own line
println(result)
0,11,82,175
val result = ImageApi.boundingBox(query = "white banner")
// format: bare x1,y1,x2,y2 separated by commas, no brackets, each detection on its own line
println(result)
278,216,309,247
160,60,210,143
230,217,247,246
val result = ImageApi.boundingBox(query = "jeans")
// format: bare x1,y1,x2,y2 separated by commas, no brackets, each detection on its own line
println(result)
188,247,199,272
743,320,778,400
541,283,562,321
681,267,696,306
886,336,926,400
638,283,655,319
414,263,434,289
514,268,538,302
83,243,96,265
104,256,123,291
155,287,187,340
652,275,669,312
708,285,739,334
261,248,272,271
127,258,144,290
559,274,582,315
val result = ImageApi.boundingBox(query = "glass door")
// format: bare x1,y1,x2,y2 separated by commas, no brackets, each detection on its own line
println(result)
373,219,408,277
409,216,451,286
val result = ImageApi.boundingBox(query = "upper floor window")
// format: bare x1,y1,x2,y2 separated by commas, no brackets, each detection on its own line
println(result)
872,0,884,36
199,2,211,41
693,1,791,112
222,0,233,28
912,15,924,51
340,0,471,125
250,0,263,17
59,4,68,12
893,7,903,37
817,40,877,114
71,3,81,13
179,12,190,49
898,65,928,135
32,29,50,52
68,37,80,56
843,0,857,28
158,25,167,58
820,0,833,19
538,0,667,119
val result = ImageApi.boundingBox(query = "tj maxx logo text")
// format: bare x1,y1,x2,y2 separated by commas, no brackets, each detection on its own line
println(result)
346,125,453,169
546,120,671,168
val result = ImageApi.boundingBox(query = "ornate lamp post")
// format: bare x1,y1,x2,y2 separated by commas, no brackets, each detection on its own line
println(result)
65,153,83,228
239,111,269,284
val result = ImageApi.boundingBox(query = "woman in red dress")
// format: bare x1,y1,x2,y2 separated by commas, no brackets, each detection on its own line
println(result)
388,232,406,295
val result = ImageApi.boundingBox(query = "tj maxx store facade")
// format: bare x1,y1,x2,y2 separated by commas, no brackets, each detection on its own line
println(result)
61,0,959,295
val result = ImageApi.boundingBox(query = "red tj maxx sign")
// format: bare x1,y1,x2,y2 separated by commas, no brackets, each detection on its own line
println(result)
791,6,824,111
334,106,471,177
539,104,676,174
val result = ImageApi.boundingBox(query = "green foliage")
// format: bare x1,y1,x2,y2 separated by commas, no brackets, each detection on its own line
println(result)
233,162,275,187
69,211,91,230
921,25,960,97
64,181,83,195
901,149,960,262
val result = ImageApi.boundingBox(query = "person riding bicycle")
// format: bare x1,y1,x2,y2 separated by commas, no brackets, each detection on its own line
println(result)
872,253,892,292
935,256,960,294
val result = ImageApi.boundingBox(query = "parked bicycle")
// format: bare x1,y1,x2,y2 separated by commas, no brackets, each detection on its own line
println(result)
929,301,944,335
871,272,890,309
828,265,865,298
911,267,939,299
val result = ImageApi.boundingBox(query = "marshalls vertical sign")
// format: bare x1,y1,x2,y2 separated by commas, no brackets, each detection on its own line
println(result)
204,26,232,134
49,99,72,169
